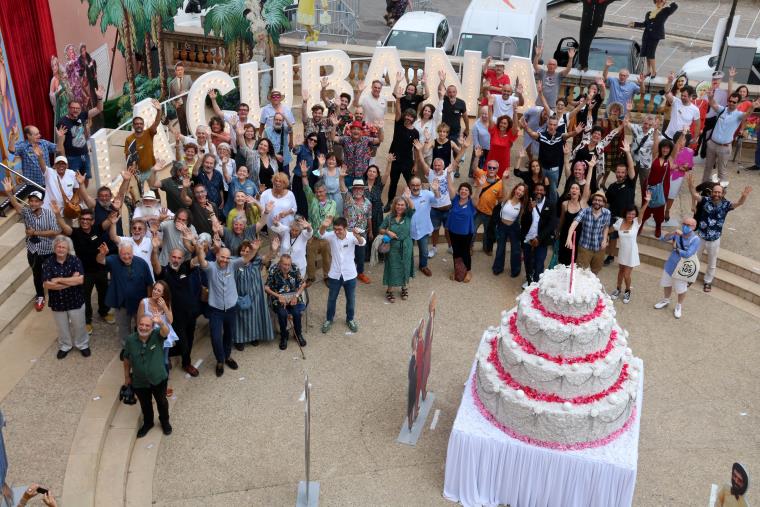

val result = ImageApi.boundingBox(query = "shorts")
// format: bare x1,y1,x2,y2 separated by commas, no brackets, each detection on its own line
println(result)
660,270,688,294
668,176,683,200
67,153,91,179
137,168,153,185
431,207,450,229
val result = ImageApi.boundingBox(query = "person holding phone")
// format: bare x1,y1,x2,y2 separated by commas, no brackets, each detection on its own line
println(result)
14,484,58,506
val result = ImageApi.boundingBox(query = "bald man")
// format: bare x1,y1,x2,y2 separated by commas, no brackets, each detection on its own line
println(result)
533,43,575,108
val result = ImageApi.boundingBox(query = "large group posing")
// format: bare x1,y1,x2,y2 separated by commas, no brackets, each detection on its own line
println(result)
6,53,756,439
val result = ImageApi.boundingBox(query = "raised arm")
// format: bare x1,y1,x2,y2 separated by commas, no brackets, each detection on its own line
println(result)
2,177,22,215
50,201,73,235
532,45,542,73
562,47,576,77
208,89,224,118
664,72,675,105
732,185,752,210
581,157,596,205
621,138,635,180
88,86,105,119
149,99,162,134
602,56,613,83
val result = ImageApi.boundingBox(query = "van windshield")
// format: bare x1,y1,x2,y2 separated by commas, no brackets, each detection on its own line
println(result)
456,33,531,58
384,30,434,51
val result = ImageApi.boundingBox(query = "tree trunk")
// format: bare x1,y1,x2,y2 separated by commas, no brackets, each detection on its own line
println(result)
122,9,137,105
144,32,154,78
155,16,168,100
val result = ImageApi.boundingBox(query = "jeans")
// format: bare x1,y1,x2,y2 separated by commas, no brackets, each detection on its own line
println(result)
208,305,238,363
415,234,430,269
326,276,357,322
544,166,560,192
134,379,169,427
275,303,305,341
52,304,89,351
472,211,495,252
83,270,109,324
493,221,522,276
354,244,366,275
27,251,52,298
66,153,91,179
523,243,548,283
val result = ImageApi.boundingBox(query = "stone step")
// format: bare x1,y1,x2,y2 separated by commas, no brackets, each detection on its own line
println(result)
0,276,36,344
637,244,760,306
94,404,140,507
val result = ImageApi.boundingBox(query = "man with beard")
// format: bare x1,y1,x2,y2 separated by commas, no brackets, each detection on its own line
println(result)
387,89,419,203
150,160,194,213
189,183,222,236
520,183,557,287
108,216,155,280
715,463,749,507
192,153,225,210
264,112,293,174
79,168,133,253
124,99,162,184
57,91,104,186
302,86,335,156
151,240,202,377
566,190,611,274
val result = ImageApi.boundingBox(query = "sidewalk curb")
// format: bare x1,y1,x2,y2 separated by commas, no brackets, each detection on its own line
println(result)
557,12,714,44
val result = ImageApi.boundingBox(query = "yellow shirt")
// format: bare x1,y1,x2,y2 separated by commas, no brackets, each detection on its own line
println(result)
716,485,748,507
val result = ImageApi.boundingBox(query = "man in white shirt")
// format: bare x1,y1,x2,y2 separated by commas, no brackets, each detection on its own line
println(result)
358,79,388,126
319,216,366,334
491,84,524,123
664,74,701,142
271,216,313,277
44,156,80,216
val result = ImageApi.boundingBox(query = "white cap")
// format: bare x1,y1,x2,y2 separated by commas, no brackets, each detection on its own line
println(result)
54,155,68,165
142,190,157,201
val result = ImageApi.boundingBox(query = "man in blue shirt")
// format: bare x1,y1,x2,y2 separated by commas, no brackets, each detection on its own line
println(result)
603,57,645,118
408,176,437,277
703,91,760,183
653,218,701,319
7,125,61,187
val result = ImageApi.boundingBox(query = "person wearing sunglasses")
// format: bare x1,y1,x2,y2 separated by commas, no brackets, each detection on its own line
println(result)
258,89,295,138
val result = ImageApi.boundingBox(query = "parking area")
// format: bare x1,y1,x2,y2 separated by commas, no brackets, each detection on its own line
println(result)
352,0,759,76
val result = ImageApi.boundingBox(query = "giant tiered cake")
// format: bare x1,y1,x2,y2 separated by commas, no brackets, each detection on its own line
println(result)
474,265,642,449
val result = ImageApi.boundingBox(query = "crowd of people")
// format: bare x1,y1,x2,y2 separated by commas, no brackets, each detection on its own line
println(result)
5,53,756,440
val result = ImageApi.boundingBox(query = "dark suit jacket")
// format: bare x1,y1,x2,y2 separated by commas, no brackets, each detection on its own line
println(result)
520,199,558,247
634,3,678,41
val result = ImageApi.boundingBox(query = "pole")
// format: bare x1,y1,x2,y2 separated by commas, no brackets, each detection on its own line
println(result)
105,30,120,101
569,230,576,293
715,0,739,71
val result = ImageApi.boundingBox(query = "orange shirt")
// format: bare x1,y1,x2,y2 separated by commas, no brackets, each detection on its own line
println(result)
475,173,504,215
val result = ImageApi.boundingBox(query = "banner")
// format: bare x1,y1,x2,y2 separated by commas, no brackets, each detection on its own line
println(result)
0,26,21,173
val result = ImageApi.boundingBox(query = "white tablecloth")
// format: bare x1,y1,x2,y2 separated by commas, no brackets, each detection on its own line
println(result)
443,359,644,507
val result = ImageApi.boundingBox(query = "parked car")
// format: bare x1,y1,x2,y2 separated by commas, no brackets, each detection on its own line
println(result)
680,45,760,84
382,11,454,54
553,36,644,74
455,0,547,60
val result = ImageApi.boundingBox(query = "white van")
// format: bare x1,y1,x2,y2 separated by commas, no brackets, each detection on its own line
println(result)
455,0,548,60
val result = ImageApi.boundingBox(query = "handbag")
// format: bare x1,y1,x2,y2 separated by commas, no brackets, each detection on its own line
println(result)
647,161,668,208
237,294,252,310
671,237,700,283
378,235,391,254
56,175,81,219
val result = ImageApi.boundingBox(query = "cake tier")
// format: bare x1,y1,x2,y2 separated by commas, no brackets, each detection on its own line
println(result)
510,288,617,358
496,312,630,398
534,265,605,317
475,347,642,446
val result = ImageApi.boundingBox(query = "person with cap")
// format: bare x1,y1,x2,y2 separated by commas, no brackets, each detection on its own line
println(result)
97,241,154,351
42,155,81,218
319,216,366,334
3,178,60,312
123,313,172,438
42,235,89,359
339,176,373,283
653,217,700,319
696,70,729,157
565,190,611,274
334,120,383,187
124,99,162,183
132,189,173,223
7,124,62,188
258,89,295,137
150,160,193,213
703,91,760,184
482,57,511,100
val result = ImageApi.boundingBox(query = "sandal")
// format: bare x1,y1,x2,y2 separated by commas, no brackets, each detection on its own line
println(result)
400,287,409,300
703,283,712,293
386,290,396,303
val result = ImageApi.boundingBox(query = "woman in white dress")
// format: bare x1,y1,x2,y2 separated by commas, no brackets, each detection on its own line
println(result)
611,190,651,304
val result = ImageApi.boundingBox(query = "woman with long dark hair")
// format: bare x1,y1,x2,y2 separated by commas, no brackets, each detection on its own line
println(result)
640,136,673,238
492,182,529,277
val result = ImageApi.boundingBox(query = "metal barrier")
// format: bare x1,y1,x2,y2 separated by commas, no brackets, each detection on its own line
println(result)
282,0,360,43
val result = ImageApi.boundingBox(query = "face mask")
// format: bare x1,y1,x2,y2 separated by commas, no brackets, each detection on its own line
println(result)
681,225,692,235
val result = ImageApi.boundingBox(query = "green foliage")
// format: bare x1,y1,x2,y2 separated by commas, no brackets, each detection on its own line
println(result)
203,0,253,46
116,76,164,125
261,0,292,46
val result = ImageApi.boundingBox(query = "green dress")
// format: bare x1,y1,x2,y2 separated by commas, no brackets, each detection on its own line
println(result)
380,208,415,287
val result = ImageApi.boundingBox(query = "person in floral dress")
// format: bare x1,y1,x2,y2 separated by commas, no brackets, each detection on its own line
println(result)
340,175,373,284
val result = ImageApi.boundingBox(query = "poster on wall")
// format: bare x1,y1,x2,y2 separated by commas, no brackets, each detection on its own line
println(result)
0,25,22,174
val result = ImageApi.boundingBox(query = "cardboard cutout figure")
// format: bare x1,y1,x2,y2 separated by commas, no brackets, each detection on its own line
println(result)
420,292,436,401
407,320,424,430
714,463,749,507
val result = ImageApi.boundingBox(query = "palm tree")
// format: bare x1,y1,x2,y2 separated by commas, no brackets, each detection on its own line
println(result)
203,0,253,72
143,0,184,100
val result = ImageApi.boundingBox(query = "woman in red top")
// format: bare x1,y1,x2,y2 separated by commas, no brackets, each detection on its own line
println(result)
486,97,519,179
639,136,673,238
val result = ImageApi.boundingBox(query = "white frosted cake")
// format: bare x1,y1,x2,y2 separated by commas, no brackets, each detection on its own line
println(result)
474,265,642,449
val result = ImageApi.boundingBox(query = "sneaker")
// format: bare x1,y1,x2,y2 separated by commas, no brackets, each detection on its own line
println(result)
86,324,93,335
610,288,620,300
622,290,631,304
674,304,682,319
321,320,333,333
347,320,359,333
603,255,614,266
103,314,116,324
447,246,453,254
427,246,437,258
56,349,69,360
653,298,670,309
746,165,760,171
80,348,91,358
34,297,44,312
357,273,371,284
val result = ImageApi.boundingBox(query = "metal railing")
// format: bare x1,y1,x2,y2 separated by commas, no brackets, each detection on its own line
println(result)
0,161,45,209
281,0,360,43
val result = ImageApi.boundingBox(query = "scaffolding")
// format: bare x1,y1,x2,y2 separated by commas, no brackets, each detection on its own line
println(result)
284,0,360,44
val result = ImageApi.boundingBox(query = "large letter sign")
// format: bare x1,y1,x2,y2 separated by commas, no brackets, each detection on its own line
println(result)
186,70,236,135
300,50,353,112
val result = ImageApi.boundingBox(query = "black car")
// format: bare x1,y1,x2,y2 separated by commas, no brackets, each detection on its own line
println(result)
554,36,644,74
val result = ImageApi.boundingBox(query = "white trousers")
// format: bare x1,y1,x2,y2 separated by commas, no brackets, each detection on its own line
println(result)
699,237,720,284
53,304,89,351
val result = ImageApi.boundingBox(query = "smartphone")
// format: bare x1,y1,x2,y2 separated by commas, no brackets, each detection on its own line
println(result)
36,487,48,495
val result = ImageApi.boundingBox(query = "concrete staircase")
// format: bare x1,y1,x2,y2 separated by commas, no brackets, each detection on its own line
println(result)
0,208,38,343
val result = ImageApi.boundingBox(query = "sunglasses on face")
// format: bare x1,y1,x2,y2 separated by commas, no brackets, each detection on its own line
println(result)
487,166,498,170
728,100,738,104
